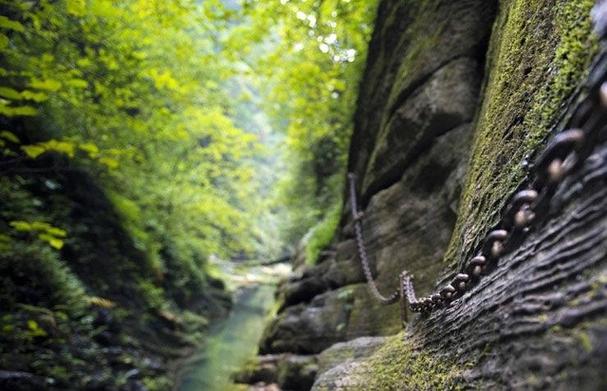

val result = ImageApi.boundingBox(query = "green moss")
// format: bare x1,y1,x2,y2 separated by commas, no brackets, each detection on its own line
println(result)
444,0,598,267
142,376,173,391
549,269,607,354
344,2,602,388
577,331,593,353
544,318,607,387
351,333,462,390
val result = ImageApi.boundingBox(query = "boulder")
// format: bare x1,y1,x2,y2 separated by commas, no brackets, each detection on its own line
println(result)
316,336,387,376
235,354,317,391
260,285,400,355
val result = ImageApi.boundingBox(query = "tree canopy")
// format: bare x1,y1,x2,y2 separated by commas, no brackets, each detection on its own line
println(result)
1,0,377,266
0,1,377,388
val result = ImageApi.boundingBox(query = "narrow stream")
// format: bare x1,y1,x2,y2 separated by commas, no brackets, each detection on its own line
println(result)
178,284,276,391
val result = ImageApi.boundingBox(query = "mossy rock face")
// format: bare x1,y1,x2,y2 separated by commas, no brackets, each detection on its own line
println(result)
313,0,607,389
316,336,386,376
266,0,493,360
254,1,607,389
443,0,599,270
313,333,461,391
348,0,498,202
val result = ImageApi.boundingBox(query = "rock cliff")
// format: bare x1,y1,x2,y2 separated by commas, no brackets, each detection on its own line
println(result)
241,0,607,389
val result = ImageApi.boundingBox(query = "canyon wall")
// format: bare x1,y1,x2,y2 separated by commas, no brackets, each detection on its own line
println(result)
242,1,607,389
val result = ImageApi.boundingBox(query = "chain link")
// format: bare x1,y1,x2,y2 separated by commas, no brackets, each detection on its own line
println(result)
348,173,400,305
348,8,607,322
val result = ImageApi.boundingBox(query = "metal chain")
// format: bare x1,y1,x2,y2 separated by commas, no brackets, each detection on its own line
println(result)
348,12,607,323
348,173,400,305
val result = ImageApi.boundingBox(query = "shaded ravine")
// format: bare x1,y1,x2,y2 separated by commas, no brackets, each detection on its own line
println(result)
177,284,276,391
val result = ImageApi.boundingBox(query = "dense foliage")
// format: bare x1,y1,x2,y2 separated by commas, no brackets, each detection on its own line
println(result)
1,0,376,263
239,0,377,248
0,0,376,388
2,0,265,260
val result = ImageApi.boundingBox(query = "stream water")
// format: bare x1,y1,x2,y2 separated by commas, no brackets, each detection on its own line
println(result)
177,283,276,391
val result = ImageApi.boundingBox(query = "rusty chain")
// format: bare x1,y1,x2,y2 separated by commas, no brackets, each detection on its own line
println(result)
348,8,607,326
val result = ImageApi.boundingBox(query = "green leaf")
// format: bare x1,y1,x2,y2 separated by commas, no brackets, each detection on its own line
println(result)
79,142,99,157
0,131,20,143
0,87,22,100
21,144,46,158
26,319,48,336
14,106,37,116
66,78,88,88
99,156,119,169
20,90,48,102
22,139,76,158
0,16,25,32
46,226,67,238
66,0,86,16
30,221,52,231
0,104,38,117
9,220,32,232
76,57,91,67
29,78,62,92
0,234,9,252
44,139,75,157
38,233,64,250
